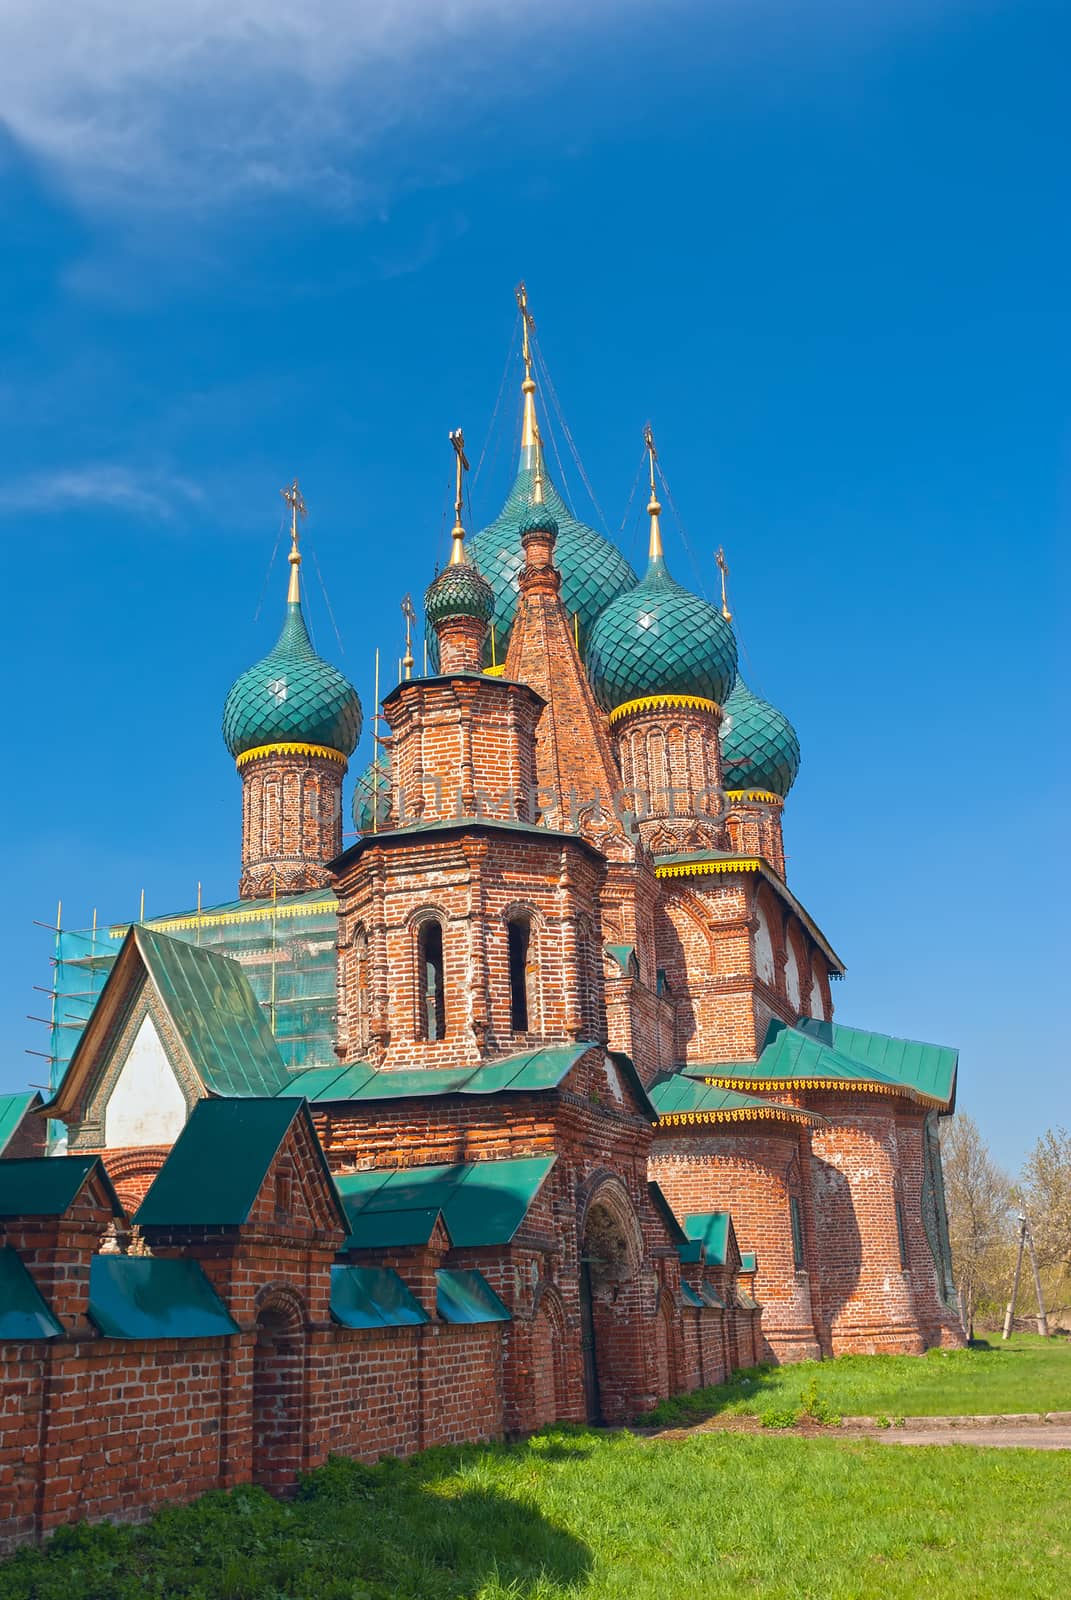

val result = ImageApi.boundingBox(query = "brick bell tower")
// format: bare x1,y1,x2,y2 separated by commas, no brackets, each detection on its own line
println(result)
330,432,608,1069
222,481,362,898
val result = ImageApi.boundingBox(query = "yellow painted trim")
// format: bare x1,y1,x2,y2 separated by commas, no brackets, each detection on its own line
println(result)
483,663,506,677
655,857,761,879
609,693,721,727
701,1074,942,1109
656,1106,820,1128
235,741,348,771
108,898,336,939
724,789,784,808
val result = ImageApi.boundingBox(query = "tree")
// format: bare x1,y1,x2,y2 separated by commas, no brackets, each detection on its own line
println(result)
1020,1127,1071,1273
940,1113,1014,1337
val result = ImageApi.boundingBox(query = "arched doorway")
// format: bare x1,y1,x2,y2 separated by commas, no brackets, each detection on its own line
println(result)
578,1179,647,1424
252,1292,306,1494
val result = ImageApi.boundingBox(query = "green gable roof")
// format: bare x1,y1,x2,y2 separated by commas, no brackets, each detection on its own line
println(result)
0,1155,120,1219
88,1256,239,1340
336,1157,556,1251
795,1019,958,1107
330,1264,429,1329
135,1098,338,1229
0,1245,64,1340
683,1212,732,1266
131,926,292,1098
0,1093,38,1156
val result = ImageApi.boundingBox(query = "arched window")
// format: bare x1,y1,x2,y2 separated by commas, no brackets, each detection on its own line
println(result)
508,916,531,1032
418,920,446,1041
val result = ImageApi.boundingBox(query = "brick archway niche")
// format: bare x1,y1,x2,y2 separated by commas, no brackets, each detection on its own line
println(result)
252,1289,307,1495
579,1177,649,1425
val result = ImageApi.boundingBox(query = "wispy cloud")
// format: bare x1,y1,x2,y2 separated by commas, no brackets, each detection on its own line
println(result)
0,1,629,215
3,465,205,519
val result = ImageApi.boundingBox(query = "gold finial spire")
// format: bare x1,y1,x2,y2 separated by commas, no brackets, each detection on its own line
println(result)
532,422,545,505
401,593,416,680
715,546,733,622
448,428,470,566
643,423,663,562
281,478,307,603
515,280,539,463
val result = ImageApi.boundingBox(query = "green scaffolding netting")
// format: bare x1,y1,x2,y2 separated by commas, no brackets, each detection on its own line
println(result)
48,891,340,1096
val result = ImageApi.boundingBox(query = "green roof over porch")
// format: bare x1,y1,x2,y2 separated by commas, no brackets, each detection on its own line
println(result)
336,1157,556,1251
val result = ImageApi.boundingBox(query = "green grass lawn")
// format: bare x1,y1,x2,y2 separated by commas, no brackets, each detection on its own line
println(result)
1,1425,1069,1600
645,1333,1071,1429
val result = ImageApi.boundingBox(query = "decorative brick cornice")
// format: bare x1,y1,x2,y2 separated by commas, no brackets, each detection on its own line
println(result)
702,1074,942,1109
235,741,348,771
657,1105,822,1129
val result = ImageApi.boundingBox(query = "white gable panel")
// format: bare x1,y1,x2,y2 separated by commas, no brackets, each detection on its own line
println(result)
104,1013,188,1147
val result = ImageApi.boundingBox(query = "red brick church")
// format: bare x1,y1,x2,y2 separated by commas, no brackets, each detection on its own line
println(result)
0,292,963,1547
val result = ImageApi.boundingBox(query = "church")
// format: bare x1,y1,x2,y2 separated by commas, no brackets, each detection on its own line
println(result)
0,288,963,1546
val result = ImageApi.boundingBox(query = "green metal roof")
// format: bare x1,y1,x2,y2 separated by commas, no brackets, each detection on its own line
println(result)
795,1019,958,1106
676,1240,704,1265
222,593,362,759
450,461,637,666
707,1020,913,1096
88,1255,239,1340
720,676,801,798
283,1044,594,1104
436,1267,511,1324
0,1155,119,1219
336,1157,556,1251
647,1181,688,1245
0,1245,64,1340
136,1098,340,1229
330,1265,429,1329
683,1212,732,1266
586,552,738,712
740,1251,757,1273
343,1206,448,1250
131,926,293,1099
0,1093,38,1156
680,1281,704,1308
650,1074,824,1123
700,1283,728,1309
604,944,638,977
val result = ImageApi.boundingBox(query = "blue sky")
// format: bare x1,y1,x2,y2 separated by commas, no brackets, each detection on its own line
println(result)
1,0,1067,1170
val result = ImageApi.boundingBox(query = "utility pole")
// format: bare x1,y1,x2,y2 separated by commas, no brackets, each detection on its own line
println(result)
1002,1212,1049,1339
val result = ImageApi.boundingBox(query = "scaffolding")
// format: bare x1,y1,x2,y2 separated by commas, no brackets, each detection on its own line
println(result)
40,890,340,1096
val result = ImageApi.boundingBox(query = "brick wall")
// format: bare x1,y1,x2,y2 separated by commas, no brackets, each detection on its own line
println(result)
237,748,346,898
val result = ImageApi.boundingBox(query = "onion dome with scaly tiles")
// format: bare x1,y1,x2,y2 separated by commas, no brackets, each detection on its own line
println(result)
351,760,391,833
222,495,362,762
585,473,737,716
719,676,801,798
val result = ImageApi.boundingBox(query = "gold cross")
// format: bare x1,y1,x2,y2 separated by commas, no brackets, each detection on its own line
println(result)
715,546,732,622
643,423,658,498
516,281,535,380
448,428,469,564
281,478,307,544
401,594,416,679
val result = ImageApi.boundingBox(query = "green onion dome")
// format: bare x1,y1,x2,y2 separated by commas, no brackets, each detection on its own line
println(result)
434,465,635,667
424,560,495,629
518,500,559,539
585,553,738,713
222,599,362,760
719,677,801,798
351,761,391,832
